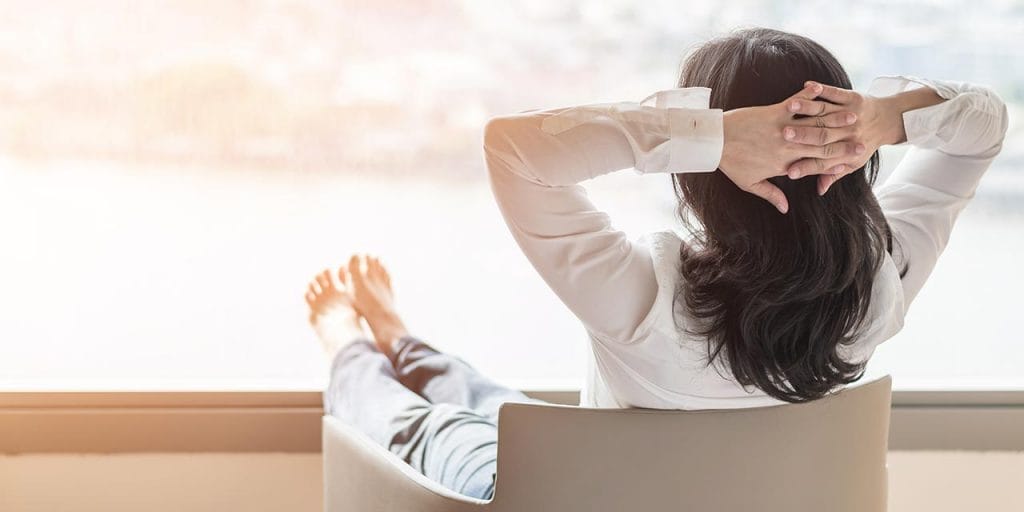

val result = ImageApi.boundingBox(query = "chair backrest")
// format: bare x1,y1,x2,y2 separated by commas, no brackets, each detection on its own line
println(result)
323,375,892,512
490,375,892,512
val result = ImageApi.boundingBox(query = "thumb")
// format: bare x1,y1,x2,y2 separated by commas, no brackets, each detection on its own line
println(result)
746,180,789,214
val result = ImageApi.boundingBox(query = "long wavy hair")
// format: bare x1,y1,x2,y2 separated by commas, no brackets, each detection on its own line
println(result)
673,28,907,403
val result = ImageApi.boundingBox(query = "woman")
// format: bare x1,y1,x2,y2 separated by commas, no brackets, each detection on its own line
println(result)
307,28,1008,499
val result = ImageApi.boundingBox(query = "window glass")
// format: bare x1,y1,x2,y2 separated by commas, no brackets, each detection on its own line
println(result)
1,0,1020,390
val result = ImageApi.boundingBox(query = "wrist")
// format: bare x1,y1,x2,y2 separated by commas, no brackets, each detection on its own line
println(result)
719,109,737,170
875,95,908,146
879,87,946,145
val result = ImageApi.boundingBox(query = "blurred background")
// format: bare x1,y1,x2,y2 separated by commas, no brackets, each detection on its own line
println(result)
0,0,1021,391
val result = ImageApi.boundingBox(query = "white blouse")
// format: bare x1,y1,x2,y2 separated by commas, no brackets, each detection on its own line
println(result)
482,76,1009,409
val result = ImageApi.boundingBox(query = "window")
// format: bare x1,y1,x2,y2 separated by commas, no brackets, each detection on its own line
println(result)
1,0,1021,393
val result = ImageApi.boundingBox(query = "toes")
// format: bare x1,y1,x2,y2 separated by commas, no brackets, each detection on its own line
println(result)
337,266,351,287
348,254,364,283
378,260,391,281
323,269,339,290
348,253,391,287
316,270,333,292
367,255,383,275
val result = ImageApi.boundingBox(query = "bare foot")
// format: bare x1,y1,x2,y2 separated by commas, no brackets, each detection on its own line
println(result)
346,254,409,355
304,268,366,361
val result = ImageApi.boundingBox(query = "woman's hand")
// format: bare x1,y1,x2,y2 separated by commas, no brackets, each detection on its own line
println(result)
720,82,862,214
782,81,907,195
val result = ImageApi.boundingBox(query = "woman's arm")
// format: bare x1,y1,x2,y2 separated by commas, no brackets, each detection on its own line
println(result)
482,95,715,345
483,85,857,343
785,76,1010,313
871,77,1009,313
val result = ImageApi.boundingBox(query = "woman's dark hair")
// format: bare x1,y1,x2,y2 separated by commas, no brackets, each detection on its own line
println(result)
673,28,907,403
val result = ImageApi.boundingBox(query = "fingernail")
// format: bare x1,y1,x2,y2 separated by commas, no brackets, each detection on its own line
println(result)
779,203,788,214
789,101,800,112
833,164,846,174
812,83,822,93
855,144,865,154
784,127,795,140
846,113,857,124
788,169,799,179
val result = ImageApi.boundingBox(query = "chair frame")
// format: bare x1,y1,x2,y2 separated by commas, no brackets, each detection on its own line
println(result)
324,375,892,512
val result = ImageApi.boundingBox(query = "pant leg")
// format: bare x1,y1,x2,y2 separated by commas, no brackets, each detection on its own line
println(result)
390,402,499,500
324,339,498,500
387,335,541,419
324,338,432,449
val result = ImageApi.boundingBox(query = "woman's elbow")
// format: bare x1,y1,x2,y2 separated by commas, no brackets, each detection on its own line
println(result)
976,86,1010,155
482,115,532,188
482,114,546,185
482,115,518,155
944,86,1010,158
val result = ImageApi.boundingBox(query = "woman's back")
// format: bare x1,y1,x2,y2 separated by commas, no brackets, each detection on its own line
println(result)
577,228,904,409
483,29,1009,408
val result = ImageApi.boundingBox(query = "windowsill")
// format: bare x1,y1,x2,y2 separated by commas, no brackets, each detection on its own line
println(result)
3,387,1024,454
4,375,1024,393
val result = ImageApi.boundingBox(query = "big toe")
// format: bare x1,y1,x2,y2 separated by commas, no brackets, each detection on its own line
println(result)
351,253,374,281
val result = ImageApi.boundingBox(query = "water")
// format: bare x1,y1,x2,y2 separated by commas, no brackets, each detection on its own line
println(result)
1,158,1022,391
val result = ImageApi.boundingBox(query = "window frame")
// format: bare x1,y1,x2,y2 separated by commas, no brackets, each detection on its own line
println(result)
2,388,1023,453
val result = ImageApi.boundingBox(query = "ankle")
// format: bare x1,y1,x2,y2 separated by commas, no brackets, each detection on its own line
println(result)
371,322,409,356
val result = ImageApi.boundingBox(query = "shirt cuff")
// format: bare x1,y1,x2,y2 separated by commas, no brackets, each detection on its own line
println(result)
867,75,960,148
666,108,723,173
642,86,722,174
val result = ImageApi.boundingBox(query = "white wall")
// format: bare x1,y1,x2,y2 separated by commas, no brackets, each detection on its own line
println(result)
1,452,1022,512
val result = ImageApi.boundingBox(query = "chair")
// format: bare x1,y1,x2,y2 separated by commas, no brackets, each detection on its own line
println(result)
323,375,892,512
